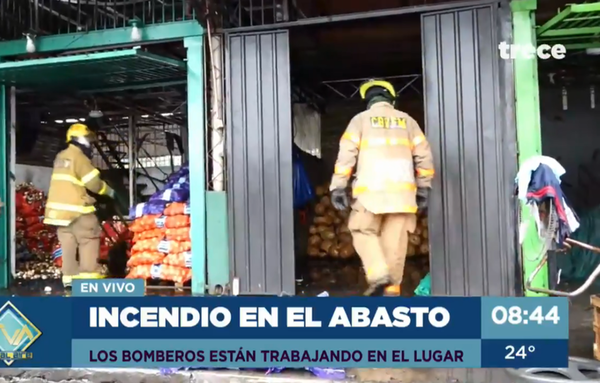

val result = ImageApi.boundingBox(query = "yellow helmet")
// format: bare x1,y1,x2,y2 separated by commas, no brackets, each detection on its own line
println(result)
359,79,396,99
66,123,95,143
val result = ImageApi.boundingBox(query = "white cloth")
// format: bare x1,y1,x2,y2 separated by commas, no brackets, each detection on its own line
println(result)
515,156,566,201
563,198,580,233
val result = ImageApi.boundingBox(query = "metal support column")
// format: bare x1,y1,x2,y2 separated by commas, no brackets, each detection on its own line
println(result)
512,0,546,296
9,87,16,279
185,36,207,295
0,85,9,288
128,115,137,207
206,32,229,294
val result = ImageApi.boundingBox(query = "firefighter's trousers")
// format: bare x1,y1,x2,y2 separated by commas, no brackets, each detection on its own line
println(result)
348,201,416,285
56,213,102,276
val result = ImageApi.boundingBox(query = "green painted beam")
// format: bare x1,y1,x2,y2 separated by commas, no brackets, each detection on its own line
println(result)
206,191,230,293
78,80,187,94
536,6,572,37
570,3,600,13
185,36,207,295
540,26,600,37
0,49,184,70
0,21,203,58
0,86,8,288
512,0,547,297
564,42,600,49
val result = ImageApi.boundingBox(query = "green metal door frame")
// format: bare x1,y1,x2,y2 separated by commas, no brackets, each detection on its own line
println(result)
511,0,547,296
184,36,207,295
0,86,9,288
0,27,213,294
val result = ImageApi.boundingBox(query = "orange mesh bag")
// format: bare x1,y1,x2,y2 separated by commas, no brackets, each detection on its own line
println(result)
154,239,191,254
127,251,166,267
164,202,188,216
133,228,166,242
163,251,192,268
126,265,154,279
126,264,191,284
160,265,192,284
131,237,162,253
129,215,160,233
166,227,190,242
165,215,190,229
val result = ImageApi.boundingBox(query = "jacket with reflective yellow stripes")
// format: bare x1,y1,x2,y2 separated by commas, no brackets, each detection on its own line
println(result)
330,102,434,215
43,144,112,226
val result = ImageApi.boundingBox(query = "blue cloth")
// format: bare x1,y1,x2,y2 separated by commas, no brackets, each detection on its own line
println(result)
292,146,315,209
526,164,578,244
516,156,566,201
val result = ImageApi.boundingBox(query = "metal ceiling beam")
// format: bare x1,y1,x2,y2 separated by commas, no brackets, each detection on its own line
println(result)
219,0,501,33
0,20,203,58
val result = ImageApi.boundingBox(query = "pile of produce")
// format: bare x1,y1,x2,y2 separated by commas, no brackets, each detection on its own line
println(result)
307,185,355,259
126,165,192,285
99,220,132,261
306,184,430,258
408,214,429,257
14,181,131,279
15,183,60,280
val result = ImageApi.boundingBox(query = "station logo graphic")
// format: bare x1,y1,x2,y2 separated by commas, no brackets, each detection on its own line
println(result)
0,301,41,365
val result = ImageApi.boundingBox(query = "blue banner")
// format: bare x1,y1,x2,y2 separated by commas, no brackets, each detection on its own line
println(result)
0,286,569,369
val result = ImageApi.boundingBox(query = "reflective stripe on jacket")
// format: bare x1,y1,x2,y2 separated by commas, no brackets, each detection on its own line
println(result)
44,144,111,226
330,102,435,214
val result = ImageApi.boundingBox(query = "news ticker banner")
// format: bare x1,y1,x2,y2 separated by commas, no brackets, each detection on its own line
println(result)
0,279,568,369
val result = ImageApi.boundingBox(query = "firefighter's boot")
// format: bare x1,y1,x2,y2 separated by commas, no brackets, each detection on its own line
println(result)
383,285,401,297
73,272,105,280
363,275,390,296
62,275,73,289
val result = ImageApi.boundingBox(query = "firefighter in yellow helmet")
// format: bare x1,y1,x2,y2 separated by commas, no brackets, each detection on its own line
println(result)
44,123,116,288
329,79,435,296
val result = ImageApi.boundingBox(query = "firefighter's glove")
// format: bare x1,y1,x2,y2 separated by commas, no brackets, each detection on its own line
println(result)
416,188,430,212
331,188,349,211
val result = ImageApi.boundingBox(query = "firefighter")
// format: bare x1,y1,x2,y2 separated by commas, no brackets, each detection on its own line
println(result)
329,79,434,296
43,123,116,288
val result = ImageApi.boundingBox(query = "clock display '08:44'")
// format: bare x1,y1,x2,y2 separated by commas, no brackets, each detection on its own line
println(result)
491,306,561,325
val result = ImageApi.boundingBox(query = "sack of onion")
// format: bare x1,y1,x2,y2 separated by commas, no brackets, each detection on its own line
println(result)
306,184,356,259
126,198,192,284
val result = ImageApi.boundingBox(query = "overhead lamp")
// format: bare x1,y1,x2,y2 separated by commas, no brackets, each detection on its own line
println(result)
586,48,600,55
129,18,143,42
24,34,36,54
89,109,103,119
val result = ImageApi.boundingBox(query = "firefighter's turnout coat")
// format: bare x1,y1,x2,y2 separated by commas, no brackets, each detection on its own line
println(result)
44,144,111,226
330,101,434,214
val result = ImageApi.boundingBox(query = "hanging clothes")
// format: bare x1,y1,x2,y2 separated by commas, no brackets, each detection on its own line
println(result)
515,156,566,201
525,164,579,243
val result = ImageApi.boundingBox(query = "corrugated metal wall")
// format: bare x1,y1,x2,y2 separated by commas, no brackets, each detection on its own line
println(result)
225,30,296,295
422,3,519,297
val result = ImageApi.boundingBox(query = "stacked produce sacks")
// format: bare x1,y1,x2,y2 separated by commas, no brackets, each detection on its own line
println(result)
303,183,430,296
408,214,429,256
127,165,192,285
99,220,132,260
307,184,355,259
306,185,429,259
15,183,61,280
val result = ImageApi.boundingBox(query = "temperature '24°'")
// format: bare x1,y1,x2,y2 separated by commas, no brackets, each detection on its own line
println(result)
505,345,536,360
491,305,560,325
